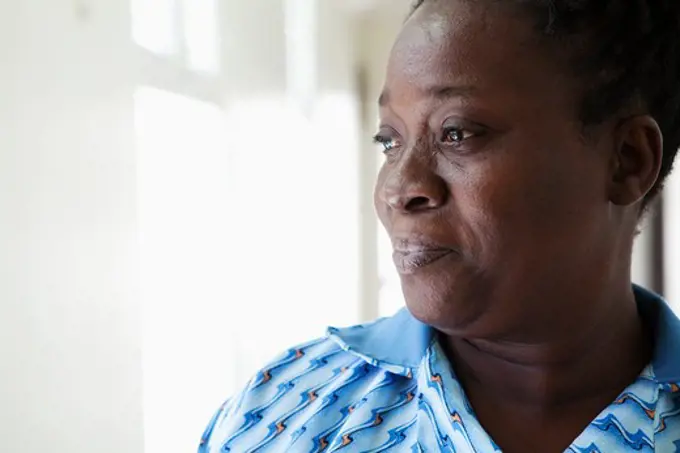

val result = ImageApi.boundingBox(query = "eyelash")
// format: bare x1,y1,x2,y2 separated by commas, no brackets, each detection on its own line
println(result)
441,127,476,144
372,134,400,153
372,127,475,154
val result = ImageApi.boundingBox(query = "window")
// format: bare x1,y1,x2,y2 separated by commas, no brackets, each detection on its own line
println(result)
665,173,680,312
132,1,224,451
182,0,220,73
132,0,178,57
135,87,231,453
132,0,221,105
132,2,364,453
378,224,405,316
132,0,219,72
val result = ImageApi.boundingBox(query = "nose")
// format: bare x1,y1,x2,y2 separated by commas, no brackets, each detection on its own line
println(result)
379,152,448,214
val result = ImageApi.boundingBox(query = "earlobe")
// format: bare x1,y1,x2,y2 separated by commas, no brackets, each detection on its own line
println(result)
608,115,663,207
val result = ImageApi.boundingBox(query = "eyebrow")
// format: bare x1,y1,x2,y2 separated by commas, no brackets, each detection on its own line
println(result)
378,85,477,107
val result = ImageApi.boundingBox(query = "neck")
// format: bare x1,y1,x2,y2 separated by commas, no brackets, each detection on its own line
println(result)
442,286,651,412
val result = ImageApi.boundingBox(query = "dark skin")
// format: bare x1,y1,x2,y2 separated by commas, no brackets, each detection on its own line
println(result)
374,2,663,452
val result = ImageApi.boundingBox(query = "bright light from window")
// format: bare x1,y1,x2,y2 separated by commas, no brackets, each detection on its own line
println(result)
133,4,367,451
135,86,233,453
182,0,220,73
135,86,363,453
665,172,680,313
378,212,405,317
285,0,317,115
131,0,178,56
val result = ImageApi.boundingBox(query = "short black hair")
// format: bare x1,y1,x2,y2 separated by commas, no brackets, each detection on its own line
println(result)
410,0,680,205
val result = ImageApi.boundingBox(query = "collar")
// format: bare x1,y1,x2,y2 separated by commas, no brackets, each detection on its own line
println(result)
327,285,680,382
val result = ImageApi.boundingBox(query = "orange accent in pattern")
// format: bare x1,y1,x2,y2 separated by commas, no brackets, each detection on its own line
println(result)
406,370,413,379
341,366,348,373
451,412,462,424
276,422,286,434
309,391,317,402
262,370,272,383
431,374,442,384
614,395,655,420
348,405,355,413
342,434,353,446
658,417,667,433
319,437,329,450
615,394,633,405
406,392,414,402
671,383,680,393
374,414,383,426
295,349,304,359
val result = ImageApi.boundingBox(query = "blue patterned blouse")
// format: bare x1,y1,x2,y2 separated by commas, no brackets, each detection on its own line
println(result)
200,286,680,452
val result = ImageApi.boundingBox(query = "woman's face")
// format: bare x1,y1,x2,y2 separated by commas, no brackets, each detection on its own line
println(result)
375,1,620,340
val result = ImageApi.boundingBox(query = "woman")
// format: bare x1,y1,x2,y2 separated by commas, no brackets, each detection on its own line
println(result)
200,0,680,451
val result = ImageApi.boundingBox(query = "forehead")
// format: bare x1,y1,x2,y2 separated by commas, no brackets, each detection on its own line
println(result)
384,1,572,110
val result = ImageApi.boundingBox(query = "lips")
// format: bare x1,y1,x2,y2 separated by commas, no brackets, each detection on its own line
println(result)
392,243,455,274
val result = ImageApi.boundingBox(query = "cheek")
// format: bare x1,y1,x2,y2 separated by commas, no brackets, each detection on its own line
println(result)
374,167,390,228
450,151,592,257
447,175,503,262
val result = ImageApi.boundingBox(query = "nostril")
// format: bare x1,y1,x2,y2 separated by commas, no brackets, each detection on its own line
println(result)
404,196,433,212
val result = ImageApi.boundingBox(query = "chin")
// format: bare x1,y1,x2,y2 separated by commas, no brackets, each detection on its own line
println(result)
399,269,492,336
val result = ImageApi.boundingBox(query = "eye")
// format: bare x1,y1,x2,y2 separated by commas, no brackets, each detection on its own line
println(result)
441,127,475,145
372,134,402,153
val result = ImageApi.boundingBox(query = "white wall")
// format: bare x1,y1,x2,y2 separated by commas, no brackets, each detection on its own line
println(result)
0,1,144,453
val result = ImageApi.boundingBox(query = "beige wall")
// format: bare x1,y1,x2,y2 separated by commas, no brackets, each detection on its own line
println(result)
0,1,144,452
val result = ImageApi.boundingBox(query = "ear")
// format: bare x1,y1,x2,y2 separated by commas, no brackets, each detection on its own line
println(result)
607,115,663,206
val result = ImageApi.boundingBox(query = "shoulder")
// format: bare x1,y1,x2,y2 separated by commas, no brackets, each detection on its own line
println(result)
198,311,428,452
198,335,374,453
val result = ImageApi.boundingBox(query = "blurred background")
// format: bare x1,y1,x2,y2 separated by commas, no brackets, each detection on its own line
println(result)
0,1,678,452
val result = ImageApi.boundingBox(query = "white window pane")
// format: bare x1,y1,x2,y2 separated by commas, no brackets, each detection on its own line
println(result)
135,86,232,453
665,172,680,312
182,0,219,73
131,0,178,56
378,223,405,317
285,0,317,114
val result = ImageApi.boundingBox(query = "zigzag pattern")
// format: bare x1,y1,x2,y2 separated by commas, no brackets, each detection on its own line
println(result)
200,336,680,452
